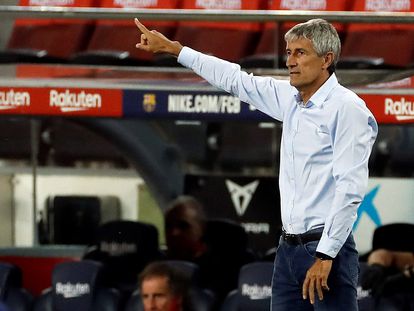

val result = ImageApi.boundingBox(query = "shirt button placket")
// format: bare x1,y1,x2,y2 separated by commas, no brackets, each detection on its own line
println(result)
289,112,299,229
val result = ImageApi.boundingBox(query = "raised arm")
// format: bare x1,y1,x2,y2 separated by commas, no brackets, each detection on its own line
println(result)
134,18,183,56
133,19,289,122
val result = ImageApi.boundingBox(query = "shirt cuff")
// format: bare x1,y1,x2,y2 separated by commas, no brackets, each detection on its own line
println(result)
315,251,334,261
177,46,197,68
316,234,343,258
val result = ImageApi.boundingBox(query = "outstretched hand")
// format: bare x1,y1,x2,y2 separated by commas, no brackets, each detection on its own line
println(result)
134,18,183,56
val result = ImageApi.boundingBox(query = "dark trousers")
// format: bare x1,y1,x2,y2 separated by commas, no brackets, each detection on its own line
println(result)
271,230,359,310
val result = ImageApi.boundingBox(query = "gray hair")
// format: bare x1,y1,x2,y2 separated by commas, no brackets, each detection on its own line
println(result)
285,18,341,74
165,195,206,223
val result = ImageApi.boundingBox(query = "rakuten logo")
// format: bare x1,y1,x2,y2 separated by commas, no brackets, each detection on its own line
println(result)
281,0,326,10
30,0,74,5
55,282,90,298
196,0,241,10
241,284,271,300
384,97,414,121
357,286,371,299
100,241,137,256
114,0,157,7
0,89,30,110
49,90,102,112
365,0,410,11
242,222,270,234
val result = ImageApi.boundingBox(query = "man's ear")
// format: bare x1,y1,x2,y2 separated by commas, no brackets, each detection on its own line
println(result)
323,52,334,70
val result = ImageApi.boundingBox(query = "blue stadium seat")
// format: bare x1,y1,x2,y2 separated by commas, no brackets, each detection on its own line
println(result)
0,262,32,311
83,220,163,295
357,262,376,311
220,262,273,311
32,260,120,311
197,219,257,304
163,260,201,285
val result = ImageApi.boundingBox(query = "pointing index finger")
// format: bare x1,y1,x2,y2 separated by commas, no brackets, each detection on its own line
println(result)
134,18,150,34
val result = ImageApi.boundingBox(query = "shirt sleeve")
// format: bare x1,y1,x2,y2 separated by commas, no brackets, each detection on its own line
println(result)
178,46,291,122
316,97,378,258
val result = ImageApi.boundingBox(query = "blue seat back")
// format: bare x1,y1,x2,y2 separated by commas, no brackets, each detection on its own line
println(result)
220,262,273,311
0,263,21,299
238,262,273,311
33,260,119,311
52,260,101,311
357,262,376,311
83,220,162,293
0,262,32,311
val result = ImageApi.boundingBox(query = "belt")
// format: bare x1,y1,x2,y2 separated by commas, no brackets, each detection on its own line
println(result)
281,229,323,245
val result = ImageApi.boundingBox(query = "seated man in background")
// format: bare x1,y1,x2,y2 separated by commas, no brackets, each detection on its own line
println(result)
139,261,190,311
164,196,207,262
361,248,414,310
164,195,253,306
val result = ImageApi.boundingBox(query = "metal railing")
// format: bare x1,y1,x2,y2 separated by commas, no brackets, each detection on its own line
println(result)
0,5,413,23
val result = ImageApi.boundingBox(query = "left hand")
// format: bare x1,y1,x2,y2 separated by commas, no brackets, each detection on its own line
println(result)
302,258,332,304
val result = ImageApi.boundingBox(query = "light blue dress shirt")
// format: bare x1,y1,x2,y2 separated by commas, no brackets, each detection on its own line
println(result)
178,47,378,258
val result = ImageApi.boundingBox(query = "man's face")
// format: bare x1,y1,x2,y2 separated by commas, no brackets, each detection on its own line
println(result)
286,37,330,95
141,276,182,311
165,205,204,260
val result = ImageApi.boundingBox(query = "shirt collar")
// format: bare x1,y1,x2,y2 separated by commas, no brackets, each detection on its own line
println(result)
294,73,339,108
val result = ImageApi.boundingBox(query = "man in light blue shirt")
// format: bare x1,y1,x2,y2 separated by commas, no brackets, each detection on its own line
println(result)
134,18,378,310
